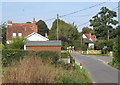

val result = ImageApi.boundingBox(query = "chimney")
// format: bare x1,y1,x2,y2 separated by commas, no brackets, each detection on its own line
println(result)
45,33,48,38
90,33,91,38
32,18,36,24
8,21,12,26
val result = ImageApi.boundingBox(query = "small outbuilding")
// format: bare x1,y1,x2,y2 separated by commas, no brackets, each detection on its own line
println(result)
24,40,61,56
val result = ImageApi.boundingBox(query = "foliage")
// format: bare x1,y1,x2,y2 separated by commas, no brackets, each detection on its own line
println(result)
2,50,59,66
108,62,120,70
61,52,69,58
0,43,4,50
112,34,120,64
82,27,93,34
36,20,49,36
3,56,92,83
80,43,88,51
55,64,92,83
89,7,118,40
3,56,56,83
1,24,7,45
7,37,26,49
26,21,31,23
94,39,114,52
49,19,80,50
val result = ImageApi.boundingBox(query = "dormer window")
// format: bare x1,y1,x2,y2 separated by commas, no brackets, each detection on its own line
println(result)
18,33,22,37
12,33,16,37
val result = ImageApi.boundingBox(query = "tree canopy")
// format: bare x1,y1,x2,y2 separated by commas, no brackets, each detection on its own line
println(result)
89,7,118,40
36,20,49,36
81,27,93,34
49,19,81,50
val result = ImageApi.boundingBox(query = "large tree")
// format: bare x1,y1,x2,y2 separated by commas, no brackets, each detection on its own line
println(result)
89,7,118,40
49,19,80,50
36,20,49,36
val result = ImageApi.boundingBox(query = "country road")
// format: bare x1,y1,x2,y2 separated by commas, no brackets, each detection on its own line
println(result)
71,53,119,83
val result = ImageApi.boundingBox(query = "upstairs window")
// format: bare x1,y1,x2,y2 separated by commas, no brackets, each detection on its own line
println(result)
12,33,16,37
18,33,22,37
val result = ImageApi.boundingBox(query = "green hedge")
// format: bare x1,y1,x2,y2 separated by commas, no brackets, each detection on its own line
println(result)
61,52,69,58
2,49,59,66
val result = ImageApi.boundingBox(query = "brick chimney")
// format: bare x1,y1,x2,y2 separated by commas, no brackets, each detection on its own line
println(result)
90,33,91,38
45,33,48,38
32,18,36,24
8,21,12,26
32,18,38,33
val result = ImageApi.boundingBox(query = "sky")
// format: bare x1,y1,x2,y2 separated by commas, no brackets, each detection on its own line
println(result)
1,1,119,32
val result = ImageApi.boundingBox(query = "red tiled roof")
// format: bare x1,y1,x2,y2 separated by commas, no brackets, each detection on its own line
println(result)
84,34,95,42
6,22,38,40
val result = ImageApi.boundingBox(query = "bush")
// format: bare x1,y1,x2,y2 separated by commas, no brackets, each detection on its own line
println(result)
112,36,120,64
2,49,59,66
61,52,69,58
7,37,26,49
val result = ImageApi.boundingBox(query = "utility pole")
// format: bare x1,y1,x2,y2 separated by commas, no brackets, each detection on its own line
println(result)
57,14,59,40
108,29,109,41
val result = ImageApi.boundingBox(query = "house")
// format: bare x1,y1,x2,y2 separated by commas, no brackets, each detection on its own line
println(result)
6,18,38,43
25,32,49,41
82,33,96,49
24,40,61,56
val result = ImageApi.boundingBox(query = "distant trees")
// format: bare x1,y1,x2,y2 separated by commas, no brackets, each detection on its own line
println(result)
36,20,49,36
89,7,118,40
81,27,93,34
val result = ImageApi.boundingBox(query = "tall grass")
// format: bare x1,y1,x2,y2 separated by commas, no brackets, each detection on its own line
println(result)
2,56,92,83
2,56,56,83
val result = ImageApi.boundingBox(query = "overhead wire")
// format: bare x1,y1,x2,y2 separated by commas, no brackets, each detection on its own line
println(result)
45,0,110,22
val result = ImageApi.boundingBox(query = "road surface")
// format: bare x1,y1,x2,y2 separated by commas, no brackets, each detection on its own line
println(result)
71,53,119,83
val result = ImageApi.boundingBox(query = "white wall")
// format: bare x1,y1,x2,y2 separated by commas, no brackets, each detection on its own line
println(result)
27,34,49,41
83,34,87,38
88,43,94,49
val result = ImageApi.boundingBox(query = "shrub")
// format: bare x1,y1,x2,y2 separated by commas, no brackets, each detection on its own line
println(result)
2,49,59,66
7,37,26,49
61,52,69,58
112,36,120,64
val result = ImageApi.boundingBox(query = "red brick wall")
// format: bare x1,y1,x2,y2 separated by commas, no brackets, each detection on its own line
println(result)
26,46,61,56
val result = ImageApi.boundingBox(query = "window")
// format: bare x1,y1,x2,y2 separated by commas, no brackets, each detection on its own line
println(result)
12,33,16,37
18,33,22,37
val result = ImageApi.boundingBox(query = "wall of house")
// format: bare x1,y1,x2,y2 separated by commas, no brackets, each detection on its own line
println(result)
82,34,87,38
88,43,94,49
27,33,48,41
26,46,61,56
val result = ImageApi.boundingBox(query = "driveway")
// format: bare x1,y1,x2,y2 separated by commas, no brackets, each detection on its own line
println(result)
71,53,119,83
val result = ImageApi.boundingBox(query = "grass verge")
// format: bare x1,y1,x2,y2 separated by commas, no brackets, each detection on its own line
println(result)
82,54,110,57
108,62,120,70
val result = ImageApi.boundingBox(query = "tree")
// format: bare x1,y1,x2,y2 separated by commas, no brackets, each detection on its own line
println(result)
112,26,120,64
1,22,7,46
49,19,80,50
82,27,93,34
89,7,118,40
36,20,49,36
7,37,26,49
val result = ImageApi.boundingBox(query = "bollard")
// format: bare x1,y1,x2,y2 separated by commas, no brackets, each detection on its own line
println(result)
80,63,83,69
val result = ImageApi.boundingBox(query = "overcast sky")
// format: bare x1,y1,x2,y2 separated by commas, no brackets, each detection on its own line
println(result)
1,1,119,32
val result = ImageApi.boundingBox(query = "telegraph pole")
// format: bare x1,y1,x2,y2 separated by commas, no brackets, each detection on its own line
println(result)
108,29,109,41
57,14,59,40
